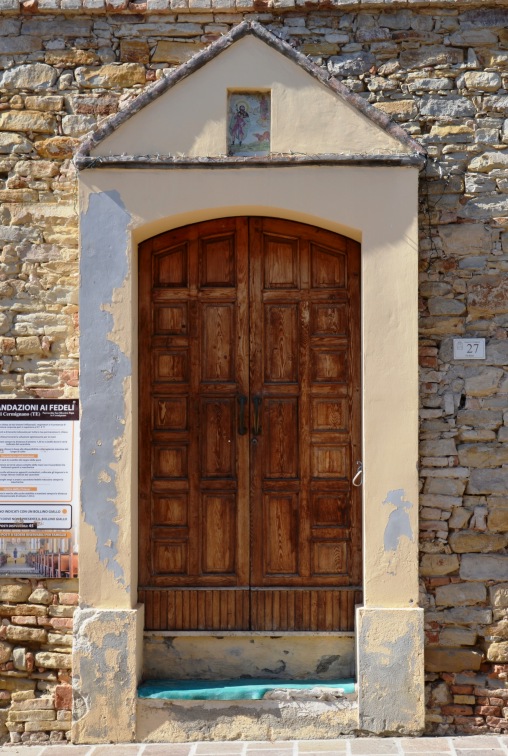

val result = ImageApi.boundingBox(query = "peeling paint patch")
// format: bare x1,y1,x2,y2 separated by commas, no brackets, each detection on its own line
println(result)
383,489,414,552
357,608,424,735
80,190,131,587
73,607,141,743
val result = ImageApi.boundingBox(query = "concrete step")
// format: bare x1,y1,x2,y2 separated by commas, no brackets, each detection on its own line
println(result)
136,681,358,742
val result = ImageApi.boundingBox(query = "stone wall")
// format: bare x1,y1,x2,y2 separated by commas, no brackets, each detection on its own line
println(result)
0,579,75,745
0,0,508,738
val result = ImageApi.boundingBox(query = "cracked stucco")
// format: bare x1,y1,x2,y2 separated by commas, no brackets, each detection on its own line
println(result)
80,190,133,595
73,607,142,743
357,608,424,735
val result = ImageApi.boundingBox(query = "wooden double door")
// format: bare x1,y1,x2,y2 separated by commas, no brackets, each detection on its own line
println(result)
139,217,362,631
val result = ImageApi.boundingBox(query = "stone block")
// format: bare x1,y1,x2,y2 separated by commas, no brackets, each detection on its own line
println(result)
0,133,34,155
435,582,486,607
457,409,503,430
374,100,418,120
400,46,463,69
483,95,508,114
151,40,204,64
0,640,13,665
24,96,64,113
420,554,459,576
36,137,80,160
449,530,508,554
0,64,57,91
75,64,146,89
419,317,464,337
0,585,32,603
20,18,92,36
24,719,70,732
0,37,43,55
12,648,27,671
439,224,492,258
427,297,465,316
489,584,508,608
487,642,508,663
440,628,477,647
450,30,498,46
420,494,461,511
420,439,457,457
6,627,47,643
467,275,508,318
45,50,98,66
425,478,466,496
34,651,71,670
459,444,508,468
430,607,493,625
0,111,56,135
448,508,472,530
48,606,75,618
58,593,78,606
465,368,504,398
470,150,508,173
425,648,483,673
61,115,96,138
8,709,56,722
327,51,376,76
420,96,476,119
460,554,508,581
468,468,508,495
488,507,508,533
459,72,502,92
458,195,508,221
0,678,35,692
0,605,47,617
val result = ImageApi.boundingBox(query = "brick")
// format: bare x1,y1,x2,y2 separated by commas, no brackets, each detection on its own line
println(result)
55,684,72,711
57,593,78,606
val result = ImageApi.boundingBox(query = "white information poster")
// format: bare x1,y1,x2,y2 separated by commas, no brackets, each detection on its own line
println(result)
0,400,79,578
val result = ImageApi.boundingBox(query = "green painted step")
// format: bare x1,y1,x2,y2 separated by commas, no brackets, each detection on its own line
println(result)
138,678,356,701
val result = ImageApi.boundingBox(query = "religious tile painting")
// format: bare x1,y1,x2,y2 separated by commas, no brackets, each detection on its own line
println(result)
227,92,271,157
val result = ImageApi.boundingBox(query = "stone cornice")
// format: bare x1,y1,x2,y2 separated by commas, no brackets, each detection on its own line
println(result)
3,0,507,14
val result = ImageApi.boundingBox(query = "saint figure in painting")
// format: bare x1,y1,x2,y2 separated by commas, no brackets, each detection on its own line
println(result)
229,104,249,146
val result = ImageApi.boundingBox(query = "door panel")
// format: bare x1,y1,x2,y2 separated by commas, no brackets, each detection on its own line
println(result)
139,218,250,593
139,217,361,631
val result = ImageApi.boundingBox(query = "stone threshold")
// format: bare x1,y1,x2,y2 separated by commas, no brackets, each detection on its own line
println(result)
138,678,357,701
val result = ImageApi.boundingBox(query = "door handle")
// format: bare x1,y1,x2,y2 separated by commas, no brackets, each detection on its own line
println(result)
252,396,262,436
352,460,363,487
237,395,247,436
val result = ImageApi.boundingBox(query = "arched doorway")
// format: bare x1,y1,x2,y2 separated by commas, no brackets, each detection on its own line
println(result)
138,216,362,632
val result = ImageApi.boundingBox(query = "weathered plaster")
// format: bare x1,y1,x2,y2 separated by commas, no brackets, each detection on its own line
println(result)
356,607,424,735
137,697,358,742
72,606,144,744
80,190,137,608
383,490,414,552
143,634,355,681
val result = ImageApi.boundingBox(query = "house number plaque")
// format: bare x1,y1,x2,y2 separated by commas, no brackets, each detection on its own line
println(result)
453,338,486,360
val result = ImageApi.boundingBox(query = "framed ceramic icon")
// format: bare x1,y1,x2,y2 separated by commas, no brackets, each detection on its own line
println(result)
227,92,271,157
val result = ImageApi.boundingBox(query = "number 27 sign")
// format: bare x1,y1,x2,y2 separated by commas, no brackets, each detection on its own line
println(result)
453,338,486,360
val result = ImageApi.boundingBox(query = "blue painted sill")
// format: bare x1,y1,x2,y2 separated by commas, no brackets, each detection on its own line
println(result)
138,678,356,701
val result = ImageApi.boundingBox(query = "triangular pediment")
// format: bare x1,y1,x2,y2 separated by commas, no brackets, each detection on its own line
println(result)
76,21,425,167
